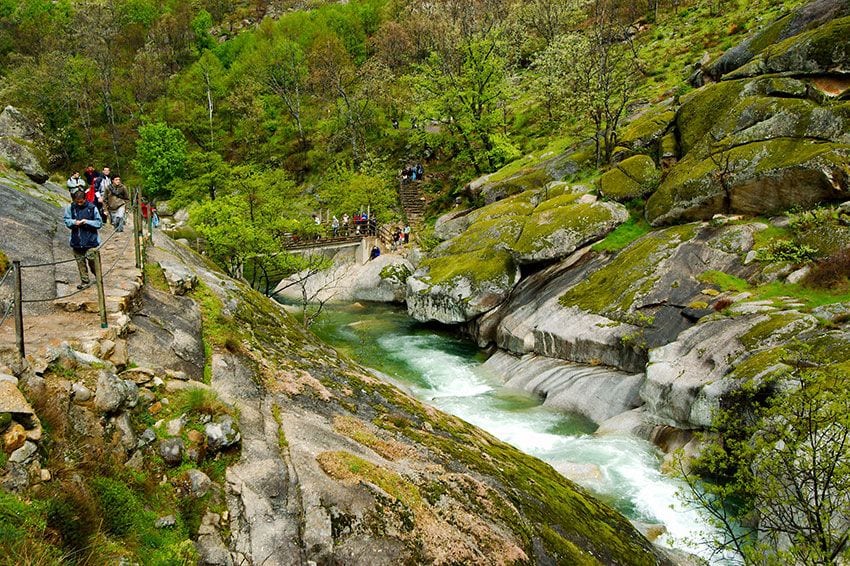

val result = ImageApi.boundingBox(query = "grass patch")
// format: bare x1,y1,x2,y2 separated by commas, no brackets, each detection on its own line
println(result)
699,269,850,309
143,261,170,293
698,270,751,292
174,386,232,417
592,215,651,253
0,249,8,275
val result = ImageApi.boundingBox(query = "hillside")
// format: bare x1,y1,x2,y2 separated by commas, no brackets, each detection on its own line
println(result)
0,0,849,563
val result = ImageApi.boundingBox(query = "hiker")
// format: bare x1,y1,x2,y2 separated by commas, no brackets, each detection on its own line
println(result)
403,224,411,244
392,227,401,250
415,163,424,180
66,170,85,197
342,213,350,235
106,176,129,232
91,166,111,221
370,245,381,261
332,215,340,237
64,189,103,289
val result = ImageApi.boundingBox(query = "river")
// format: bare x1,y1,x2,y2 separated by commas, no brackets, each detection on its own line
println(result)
311,302,723,561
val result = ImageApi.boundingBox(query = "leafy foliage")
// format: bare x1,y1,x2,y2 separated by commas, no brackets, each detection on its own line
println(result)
679,361,850,565
134,122,188,198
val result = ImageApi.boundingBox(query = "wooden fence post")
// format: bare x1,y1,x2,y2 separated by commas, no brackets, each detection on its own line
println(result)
12,260,24,361
92,251,108,329
133,190,142,269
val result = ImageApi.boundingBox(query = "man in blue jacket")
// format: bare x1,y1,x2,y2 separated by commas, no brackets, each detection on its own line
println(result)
64,189,103,289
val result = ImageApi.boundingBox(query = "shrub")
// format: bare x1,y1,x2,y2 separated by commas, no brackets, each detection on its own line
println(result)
803,248,850,291
756,239,817,264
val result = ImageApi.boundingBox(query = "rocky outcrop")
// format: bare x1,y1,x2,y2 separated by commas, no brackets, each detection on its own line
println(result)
703,0,850,80
600,154,660,201
408,185,627,324
0,106,48,184
274,254,415,305
642,12,850,225
469,143,593,204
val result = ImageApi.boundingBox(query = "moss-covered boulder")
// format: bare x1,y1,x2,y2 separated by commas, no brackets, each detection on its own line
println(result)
727,15,850,79
0,107,48,184
599,155,659,202
704,0,850,79
647,139,850,225
466,223,757,374
0,137,48,184
470,142,595,205
642,310,850,430
408,187,628,323
618,106,677,155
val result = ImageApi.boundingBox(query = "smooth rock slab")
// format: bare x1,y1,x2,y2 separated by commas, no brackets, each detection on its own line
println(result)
482,351,644,425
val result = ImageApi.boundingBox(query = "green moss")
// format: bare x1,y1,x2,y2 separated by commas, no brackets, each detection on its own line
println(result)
485,136,576,184
600,155,659,201
648,139,850,225
467,189,536,224
419,247,516,287
698,270,751,292
735,15,850,77
677,80,747,154
190,281,245,359
600,168,642,201
514,201,622,256
144,261,170,293
317,451,422,509
0,249,8,275
441,214,525,256
619,108,677,149
740,312,808,349
560,224,699,320
728,347,789,382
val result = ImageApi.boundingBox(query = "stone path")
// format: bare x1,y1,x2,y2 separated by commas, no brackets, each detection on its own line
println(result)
0,213,143,365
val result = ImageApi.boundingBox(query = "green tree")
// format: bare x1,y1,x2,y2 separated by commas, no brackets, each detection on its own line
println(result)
554,0,643,165
170,150,230,207
189,166,319,295
680,362,850,565
317,164,399,224
413,0,514,174
134,122,188,199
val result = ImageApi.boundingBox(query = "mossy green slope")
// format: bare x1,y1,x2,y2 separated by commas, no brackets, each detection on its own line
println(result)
559,224,700,321
729,15,850,78
213,271,664,565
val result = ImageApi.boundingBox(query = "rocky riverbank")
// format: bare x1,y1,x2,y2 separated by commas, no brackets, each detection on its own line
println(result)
405,2,850,453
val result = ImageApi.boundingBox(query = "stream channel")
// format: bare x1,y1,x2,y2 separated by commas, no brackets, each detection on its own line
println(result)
311,302,722,561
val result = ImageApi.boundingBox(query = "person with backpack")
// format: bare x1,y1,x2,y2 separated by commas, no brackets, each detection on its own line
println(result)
106,176,129,232
64,189,103,289
66,170,85,198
